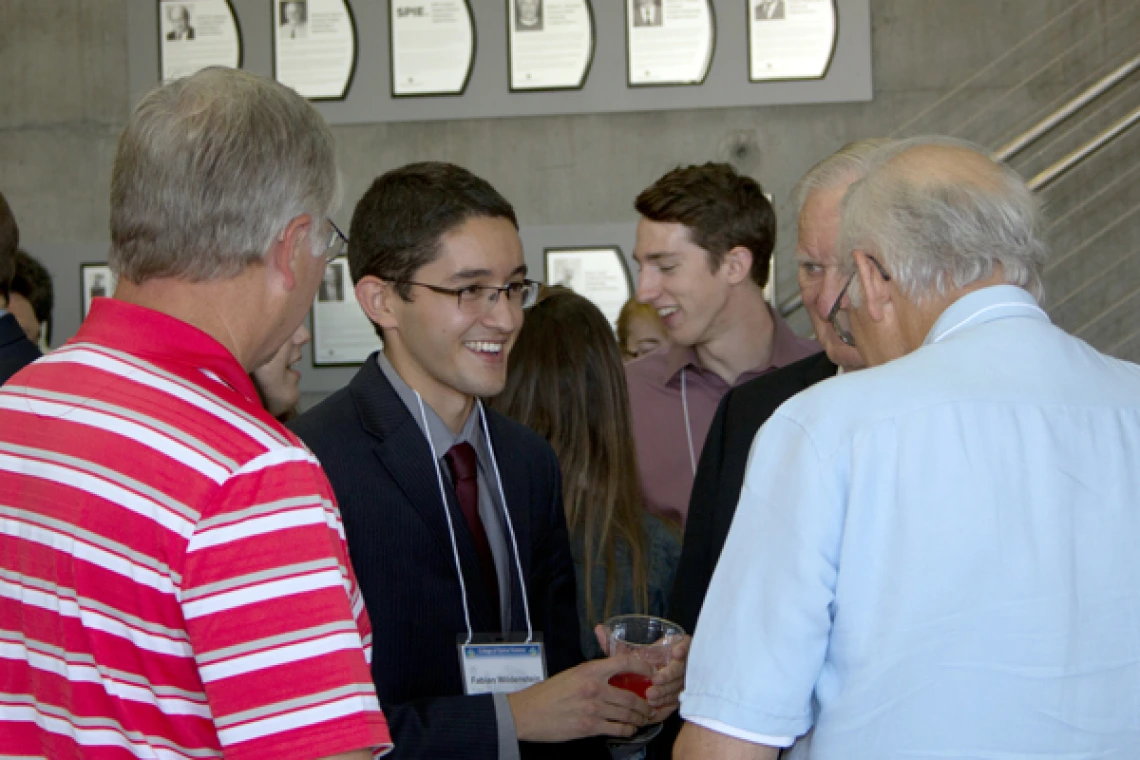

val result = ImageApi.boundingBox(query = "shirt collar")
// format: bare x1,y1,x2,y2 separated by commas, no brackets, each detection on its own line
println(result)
375,351,486,466
74,297,259,401
659,304,805,385
924,285,1048,346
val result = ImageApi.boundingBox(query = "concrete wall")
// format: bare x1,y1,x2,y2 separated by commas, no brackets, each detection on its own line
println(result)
2,0,1137,384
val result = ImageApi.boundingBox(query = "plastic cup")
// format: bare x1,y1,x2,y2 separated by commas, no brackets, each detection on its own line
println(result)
604,614,685,701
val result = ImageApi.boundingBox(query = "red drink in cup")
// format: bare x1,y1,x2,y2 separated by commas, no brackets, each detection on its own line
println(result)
603,614,685,708
608,672,653,698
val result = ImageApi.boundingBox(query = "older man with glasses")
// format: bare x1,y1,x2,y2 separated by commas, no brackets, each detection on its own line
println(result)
676,136,1140,759
0,68,392,759
291,162,687,760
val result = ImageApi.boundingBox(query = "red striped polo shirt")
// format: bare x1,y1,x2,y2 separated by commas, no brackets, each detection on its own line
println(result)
0,298,392,759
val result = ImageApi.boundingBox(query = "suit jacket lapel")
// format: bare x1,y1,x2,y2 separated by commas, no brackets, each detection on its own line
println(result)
484,412,532,633
349,359,498,631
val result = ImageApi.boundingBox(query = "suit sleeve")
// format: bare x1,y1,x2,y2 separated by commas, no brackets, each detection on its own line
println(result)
669,387,733,636
378,695,499,759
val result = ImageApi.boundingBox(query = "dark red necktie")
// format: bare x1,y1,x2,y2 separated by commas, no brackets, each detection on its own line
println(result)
444,442,501,624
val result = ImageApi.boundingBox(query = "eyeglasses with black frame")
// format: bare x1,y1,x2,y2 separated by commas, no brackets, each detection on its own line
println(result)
395,279,542,316
324,219,349,261
326,220,539,314
828,255,891,347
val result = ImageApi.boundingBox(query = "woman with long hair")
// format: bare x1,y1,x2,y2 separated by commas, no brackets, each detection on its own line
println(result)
493,288,680,659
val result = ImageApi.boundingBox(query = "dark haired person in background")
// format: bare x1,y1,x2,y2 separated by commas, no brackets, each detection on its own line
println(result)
0,192,41,384
8,249,54,349
291,162,685,760
493,288,683,659
494,288,687,760
625,163,817,527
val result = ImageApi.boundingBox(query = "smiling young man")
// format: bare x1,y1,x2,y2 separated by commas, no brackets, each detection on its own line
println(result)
290,162,684,760
625,163,819,527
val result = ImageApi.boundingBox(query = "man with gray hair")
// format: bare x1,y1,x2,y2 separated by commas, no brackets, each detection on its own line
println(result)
670,138,886,637
0,68,392,758
676,136,1140,758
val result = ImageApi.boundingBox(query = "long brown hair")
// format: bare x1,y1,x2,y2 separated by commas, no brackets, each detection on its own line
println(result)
492,289,649,626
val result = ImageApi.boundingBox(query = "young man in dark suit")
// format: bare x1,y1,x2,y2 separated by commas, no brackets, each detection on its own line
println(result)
291,162,685,760
0,192,41,385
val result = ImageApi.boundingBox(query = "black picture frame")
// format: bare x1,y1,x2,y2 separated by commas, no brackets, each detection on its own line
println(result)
625,0,716,89
746,0,839,84
79,262,115,321
389,0,477,99
543,245,633,292
507,0,597,93
156,0,244,83
270,0,360,102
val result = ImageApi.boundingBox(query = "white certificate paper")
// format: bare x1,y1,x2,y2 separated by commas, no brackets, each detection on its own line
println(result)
508,0,595,91
273,0,358,99
749,0,837,81
311,258,383,366
390,0,476,96
545,248,632,331
159,0,242,83
626,0,714,87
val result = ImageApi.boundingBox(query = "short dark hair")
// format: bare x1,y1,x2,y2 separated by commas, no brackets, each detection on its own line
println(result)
11,250,54,345
0,192,18,297
635,162,774,289
348,161,518,303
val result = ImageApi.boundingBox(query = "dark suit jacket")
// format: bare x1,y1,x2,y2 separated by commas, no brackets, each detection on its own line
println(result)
290,355,605,760
166,28,195,40
656,351,836,754
0,312,41,386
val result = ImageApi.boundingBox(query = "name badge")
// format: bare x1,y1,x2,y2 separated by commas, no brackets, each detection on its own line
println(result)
458,635,547,695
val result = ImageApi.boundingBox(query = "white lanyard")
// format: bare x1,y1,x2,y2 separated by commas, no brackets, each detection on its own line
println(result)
931,302,1047,344
414,392,533,645
680,368,697,476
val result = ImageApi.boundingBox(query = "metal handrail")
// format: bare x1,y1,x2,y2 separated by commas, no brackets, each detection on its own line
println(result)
1029,104,1140,190
777,56,1138,321
992,53,1140,162
779,293,803,318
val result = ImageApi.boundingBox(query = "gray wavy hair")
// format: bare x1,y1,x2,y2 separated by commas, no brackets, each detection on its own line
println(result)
791,138,895,214
110,67,340,283
837,136,1048,303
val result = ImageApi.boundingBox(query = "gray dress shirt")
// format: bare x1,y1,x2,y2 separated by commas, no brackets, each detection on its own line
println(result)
376,353,523,760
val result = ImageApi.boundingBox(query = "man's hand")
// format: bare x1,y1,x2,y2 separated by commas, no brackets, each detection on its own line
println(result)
506,655,655,742
593,624,690,723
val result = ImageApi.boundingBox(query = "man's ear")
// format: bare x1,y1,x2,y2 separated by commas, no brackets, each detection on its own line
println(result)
721,245,754,286
852,249,892,323
269,214,315,291
356,275,399,333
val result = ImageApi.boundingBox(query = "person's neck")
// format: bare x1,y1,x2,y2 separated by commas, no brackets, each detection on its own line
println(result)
692,289,775,386
113,274,268,371
898,272,1010,352
384,345,474,434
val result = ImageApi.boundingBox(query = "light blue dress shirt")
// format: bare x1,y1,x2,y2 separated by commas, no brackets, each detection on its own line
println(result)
681,285,1140,758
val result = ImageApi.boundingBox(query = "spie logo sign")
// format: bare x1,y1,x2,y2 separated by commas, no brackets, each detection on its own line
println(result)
397,6,425,17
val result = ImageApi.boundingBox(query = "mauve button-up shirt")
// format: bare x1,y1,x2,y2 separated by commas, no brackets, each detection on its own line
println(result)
625,311,819,526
